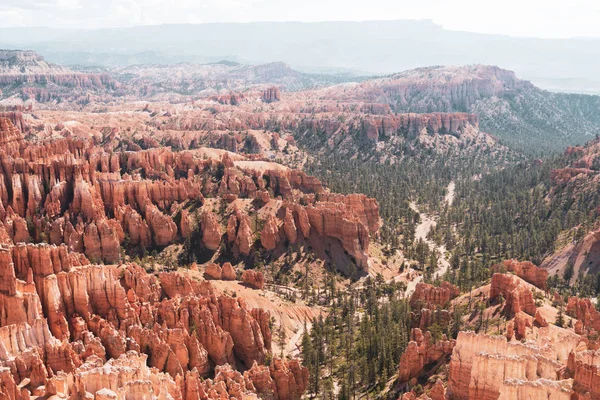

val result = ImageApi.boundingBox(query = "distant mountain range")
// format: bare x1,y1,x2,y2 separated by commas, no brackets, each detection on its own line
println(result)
2,48,599,154
2,20,600,94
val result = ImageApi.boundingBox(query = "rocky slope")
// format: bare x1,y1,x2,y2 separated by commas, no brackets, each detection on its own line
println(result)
0,116,379,272
0,50,119,107
0,113,375,398
0,243,308,399
112,61,348,102
318,65,600,153
397,269,600,400
537,140,600,279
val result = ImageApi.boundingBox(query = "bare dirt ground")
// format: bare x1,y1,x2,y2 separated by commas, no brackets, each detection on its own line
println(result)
207,277,324,357
404,181,455,295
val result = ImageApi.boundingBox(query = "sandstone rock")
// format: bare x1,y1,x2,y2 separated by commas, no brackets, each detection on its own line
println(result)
398,328,455,383
534,309,549,328
567,297,600,332
0,244,292,399
236,213,254,256
410,281,459,309
448,331,578,400
513,312,531,340
262,87,281,103
502,259,549,290
221,262,236,280
283,207,298,243
200,211,221,251
242,270,265,290
260,215,279,251
490,273,537,316
204,263,222,280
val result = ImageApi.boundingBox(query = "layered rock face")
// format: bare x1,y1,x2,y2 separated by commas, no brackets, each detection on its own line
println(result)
361,112,479,140
397,328,455,383
0,50,118,104
448,331,579,400
490,273,537,316
0,112,26,133
501,259,548,290
0,118,378,271
566,297,600,332
338,65,529,113
262,87,281,103
410,281,460,309
409,282,459,332
0,242,307,399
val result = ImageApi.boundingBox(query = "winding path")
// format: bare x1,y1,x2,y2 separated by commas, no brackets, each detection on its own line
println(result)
405,181,454,295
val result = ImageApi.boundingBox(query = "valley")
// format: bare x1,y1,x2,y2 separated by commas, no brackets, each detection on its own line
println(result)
0,48,599,400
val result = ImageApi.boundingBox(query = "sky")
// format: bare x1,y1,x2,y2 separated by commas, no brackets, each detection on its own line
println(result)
0,0,599,39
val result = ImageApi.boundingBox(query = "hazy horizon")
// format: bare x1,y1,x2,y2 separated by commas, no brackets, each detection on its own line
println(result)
2,16,600,95
3,19,600,41
1,0,599,39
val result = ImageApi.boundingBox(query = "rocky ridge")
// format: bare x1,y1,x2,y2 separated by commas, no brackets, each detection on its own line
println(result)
0,117,379,272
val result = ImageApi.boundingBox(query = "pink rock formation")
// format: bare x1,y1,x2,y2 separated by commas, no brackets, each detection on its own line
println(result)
242,270,265,290
200,211,222,251
567,296,600,332
262,87,281,103
410,281,460,309
490,273,537,316
448,331,578,400
502,259,548,290
398,328,455,383
0,243,306,399
222,262,237,280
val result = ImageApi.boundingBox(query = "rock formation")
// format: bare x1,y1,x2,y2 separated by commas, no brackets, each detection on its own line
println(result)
242,270,265,290
0,242,307,399
410,281,460,309
490,273,537,316
0,118,379,271
262,87,281,103
566,296,600,332
448,330,580,400
501,259,548,290
398,328,455,383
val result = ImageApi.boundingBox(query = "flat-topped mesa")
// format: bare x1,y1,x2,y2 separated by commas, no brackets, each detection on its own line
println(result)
0,50,119,103
501,259,549,290
210,92,246,105
368,65,529,112
305,198,377,271
448,331,579,400
0,73,118,90
409,281,460,309
0,49,45,63
490,273,537,316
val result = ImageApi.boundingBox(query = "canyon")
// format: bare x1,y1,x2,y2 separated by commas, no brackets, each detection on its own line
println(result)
1,48,600,400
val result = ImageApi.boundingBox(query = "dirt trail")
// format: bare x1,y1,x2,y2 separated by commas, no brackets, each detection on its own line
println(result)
405,181,454,295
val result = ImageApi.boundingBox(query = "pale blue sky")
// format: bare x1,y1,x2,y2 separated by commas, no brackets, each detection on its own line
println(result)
0,0,598,39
